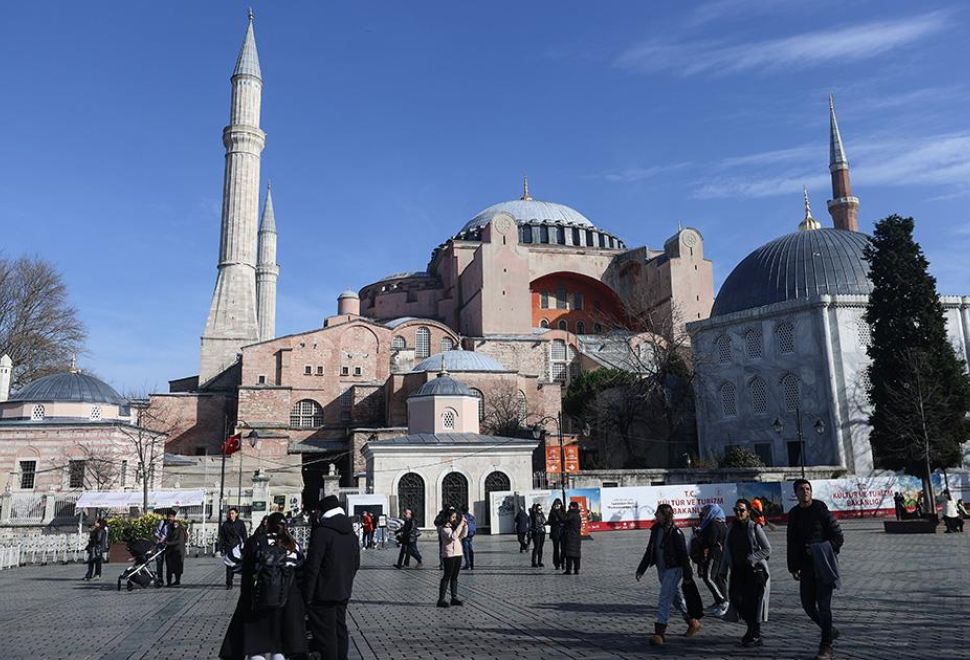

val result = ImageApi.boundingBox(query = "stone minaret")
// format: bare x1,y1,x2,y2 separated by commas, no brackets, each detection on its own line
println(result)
256,183,279,341
0,354,12,402
826,95,859,232
200,12,266,383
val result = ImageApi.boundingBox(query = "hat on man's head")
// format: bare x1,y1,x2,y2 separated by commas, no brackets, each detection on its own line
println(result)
320,495,341,513
568,501,579,509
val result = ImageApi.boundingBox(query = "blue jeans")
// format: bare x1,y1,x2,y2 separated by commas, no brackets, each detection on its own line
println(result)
800,567,835,643
656,567,687,624
461,538,474,568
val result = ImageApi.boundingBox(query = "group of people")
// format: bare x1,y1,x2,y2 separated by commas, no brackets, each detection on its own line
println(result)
636,479,845,660
514,498,583,573
219,495,360,660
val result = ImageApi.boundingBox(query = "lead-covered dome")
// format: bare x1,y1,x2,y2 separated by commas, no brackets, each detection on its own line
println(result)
712,229,872,316
10,371,127,406
410,372,476,398
460,199,595,234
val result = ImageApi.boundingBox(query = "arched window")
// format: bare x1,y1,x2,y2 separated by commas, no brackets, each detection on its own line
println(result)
290,399,324,428
517,390,527,423
576,321,586,334
483,471,511,526
749,377,768,415
556,226,566,244
558,320,568,331
398,473,425,527
441,472,469,511
775,322,795,354
549,339,568,383
539,319,549,329
539,226,549,243
415,327,431,359
31,404,45,421
720,382,737,417
391,335,406,351
442,408,456,430
781,373,800,412
744,328,763,359
470,388,485,421
440,337,455,352
556,286,567,310
716,335,732,363
540,291,549,309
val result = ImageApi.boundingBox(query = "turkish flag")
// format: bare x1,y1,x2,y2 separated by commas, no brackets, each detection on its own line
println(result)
222,434,241,456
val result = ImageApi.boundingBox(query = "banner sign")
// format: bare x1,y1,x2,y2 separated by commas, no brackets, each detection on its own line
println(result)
545,446,562,473
564,445,580,474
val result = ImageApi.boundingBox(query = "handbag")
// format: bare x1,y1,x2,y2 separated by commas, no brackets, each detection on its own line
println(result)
752,562,768,587
682,576,705,620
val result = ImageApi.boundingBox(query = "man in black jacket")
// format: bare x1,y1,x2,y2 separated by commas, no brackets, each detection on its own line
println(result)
304,495,360,660
787,479,844,660
394,508,422,569
217,507,248,589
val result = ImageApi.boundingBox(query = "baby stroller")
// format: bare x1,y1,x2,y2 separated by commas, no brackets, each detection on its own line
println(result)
117,539,165,591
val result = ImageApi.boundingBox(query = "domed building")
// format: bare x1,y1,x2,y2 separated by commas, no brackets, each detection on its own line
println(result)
0,358,159,510
688,108,970,475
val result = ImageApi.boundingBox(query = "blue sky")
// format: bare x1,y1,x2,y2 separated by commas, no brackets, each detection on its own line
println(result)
2,1,969,393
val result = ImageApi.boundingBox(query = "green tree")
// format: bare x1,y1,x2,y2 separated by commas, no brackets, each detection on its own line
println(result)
718,446,765,469
863,215,970,506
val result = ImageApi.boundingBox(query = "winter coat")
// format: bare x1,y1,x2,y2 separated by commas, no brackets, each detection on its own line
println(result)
86,528,108,555
547,507,566,540
720,518,771,623
219,532,306,659
636,522,692,578
562,509,582,558
219,519,248,554
165,524,188,559
786,500,843,574
303,512,361,604
397,518,419,544
438,519,468,558
514,509,530,533
529,510,547,537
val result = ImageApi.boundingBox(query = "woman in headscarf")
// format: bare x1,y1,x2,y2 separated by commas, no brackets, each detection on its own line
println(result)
547,499,566,570
694,503,728,617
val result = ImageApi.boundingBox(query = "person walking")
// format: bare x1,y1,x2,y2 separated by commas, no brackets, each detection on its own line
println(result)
514,506,530,553
719,499,771,648
530,503,547,568
219,507,249,589
394,509,422,569
436,508,468,608
304,495,360,660
942,491,963,533
893,492,905,520
165,513,188,586
220,512,307,660
694,503,728,617
547,498,566,570
461,505,476,570
82,518,108,580
787,479,844,660
361,510,375,549
561,501,582,575
635,503,702,646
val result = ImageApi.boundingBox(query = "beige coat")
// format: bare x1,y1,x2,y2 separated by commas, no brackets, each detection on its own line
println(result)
438,519,468,558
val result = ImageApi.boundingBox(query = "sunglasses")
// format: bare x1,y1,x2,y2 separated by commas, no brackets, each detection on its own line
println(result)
733,507,747,513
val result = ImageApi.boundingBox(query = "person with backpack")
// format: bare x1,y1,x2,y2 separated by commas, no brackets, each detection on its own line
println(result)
220,512,306,660
529,503,547,568
693,503,728,617
461,505,476,570
219,507,249,589
304,495,360,660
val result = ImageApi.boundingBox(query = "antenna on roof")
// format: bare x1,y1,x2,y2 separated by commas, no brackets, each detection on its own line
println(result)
521,175,532,201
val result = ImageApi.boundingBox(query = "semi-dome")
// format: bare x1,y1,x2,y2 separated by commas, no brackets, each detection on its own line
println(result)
413,350,508,373
10,370,127,406
712,228,873,316
410,372,476,398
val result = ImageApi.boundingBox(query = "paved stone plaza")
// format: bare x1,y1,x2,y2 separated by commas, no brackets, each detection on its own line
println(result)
1,520,967,659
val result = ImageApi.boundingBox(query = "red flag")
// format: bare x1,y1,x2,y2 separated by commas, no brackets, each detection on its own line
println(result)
222,434,241,456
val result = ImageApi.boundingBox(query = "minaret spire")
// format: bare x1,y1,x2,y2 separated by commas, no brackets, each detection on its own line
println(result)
826,95,859,232
257,183,279,341
799,186,821,231
200,13,268,382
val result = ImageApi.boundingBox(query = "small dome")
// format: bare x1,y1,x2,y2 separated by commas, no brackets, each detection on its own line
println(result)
410,372,475,398
338,290,359,299
413,350,508,373
10,371,126,406
459,199,595,235
712,228,872,316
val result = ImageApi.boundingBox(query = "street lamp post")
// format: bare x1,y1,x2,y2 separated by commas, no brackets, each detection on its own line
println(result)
217,422,258,528
532,414,589,506
772,408,824,479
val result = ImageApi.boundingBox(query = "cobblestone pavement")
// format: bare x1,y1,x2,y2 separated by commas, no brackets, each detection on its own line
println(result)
1,520,967,659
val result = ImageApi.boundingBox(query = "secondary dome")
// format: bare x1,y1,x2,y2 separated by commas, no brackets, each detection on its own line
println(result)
10,371,127,406
459,198,595,234
412,350,508,373
410,372,476,398
712,228,873,316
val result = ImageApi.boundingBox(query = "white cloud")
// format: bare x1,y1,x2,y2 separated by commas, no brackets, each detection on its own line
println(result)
616,12,947,76
589,163,691,183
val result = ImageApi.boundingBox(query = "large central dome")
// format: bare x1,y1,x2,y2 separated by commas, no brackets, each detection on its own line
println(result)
712,228,873,316
459,198,595,234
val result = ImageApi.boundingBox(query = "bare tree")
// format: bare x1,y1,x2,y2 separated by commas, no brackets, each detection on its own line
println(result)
75,444,122,490
117,394,180,511
0,256,86,388
481,382,535,437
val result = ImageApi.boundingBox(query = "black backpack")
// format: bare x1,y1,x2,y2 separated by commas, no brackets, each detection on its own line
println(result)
252,536,294,611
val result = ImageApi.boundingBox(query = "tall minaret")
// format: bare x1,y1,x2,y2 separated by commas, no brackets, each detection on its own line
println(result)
826,95,859,232
200,11,266,383
256,183,279,341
